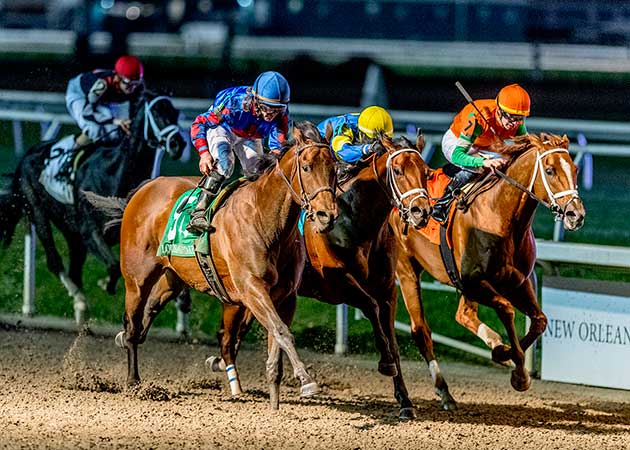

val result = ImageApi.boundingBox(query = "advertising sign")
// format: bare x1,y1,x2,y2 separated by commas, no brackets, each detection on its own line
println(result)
541,280,630,390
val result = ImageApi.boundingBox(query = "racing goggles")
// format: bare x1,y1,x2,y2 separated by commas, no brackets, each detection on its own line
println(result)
498,107,525,125
257,102,287,115
120,76,142,89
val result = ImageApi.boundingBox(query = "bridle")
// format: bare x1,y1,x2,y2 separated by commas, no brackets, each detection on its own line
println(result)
494,146,580,221
372,148,430,224
143,96,180,155
275,142,336,219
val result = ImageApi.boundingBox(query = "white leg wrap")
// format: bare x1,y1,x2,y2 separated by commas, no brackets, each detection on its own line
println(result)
477,323,503,349
59,272,79,297
226,364,242,396
115,331,126,349
428,360,440,384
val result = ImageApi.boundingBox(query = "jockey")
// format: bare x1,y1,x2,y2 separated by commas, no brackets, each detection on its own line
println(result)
187,71,291,233
65,55,144,148
432,83,530,222
317,105,394,164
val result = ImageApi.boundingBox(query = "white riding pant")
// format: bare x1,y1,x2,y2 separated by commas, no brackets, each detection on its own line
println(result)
206,125,264,178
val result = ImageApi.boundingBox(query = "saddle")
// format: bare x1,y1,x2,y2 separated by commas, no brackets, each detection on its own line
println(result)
157,178,246,304
38,135,94,205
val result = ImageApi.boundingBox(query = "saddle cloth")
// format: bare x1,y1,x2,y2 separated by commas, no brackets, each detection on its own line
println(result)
38,135,79,205
418,168,452,245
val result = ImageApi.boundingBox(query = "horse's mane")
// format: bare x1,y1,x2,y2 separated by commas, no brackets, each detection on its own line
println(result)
285,121,326,148
489,132,570,162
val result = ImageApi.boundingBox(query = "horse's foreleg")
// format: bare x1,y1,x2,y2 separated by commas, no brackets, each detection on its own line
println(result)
243,280,319,398
208,303,248,396
396,256,457,412
64,232,90,325
267,295,296,410
509,276,547,354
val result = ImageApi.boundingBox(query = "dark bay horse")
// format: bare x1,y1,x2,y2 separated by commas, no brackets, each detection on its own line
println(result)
109,122,337,407
391,133,586,397
0,92,185,321
209,132,437,418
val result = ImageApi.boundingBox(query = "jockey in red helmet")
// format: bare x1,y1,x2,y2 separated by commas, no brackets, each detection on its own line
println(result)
432,83,531,222
65,55,145,147
187,71,291,233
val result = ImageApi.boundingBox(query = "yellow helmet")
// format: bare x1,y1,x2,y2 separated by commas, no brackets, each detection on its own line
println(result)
358,106,394,138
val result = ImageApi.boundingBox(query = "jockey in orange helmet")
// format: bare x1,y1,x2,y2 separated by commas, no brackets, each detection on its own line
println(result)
65,55,145,148
432,84,530,222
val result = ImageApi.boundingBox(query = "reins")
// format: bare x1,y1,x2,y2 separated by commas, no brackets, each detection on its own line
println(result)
493,146,579,221
372,148,430,224
274,142,336,218
143,96,180,154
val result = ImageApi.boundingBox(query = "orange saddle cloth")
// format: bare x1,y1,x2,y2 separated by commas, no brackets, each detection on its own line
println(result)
418,168,453,245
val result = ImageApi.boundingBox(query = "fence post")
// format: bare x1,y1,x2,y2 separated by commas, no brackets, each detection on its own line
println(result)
360,63,388,108
335,304,348,355
22,223,36,316
12,120,24,156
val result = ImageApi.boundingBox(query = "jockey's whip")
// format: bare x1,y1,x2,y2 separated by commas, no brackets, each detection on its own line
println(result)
454,81,500,138
176,175,207,213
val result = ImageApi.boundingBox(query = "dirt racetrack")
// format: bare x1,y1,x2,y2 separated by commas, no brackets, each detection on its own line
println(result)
1,327,629,450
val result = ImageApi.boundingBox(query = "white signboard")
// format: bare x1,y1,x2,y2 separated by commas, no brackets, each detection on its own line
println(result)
542,286,630,390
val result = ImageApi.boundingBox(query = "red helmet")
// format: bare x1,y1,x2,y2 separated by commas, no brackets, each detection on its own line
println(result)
114,55,144,81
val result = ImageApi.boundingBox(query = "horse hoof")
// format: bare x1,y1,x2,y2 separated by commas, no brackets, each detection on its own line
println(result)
114,331,126,349
378,362,398,377
97,277,109,292
510,369,531,392
300,381,320,397
205,356,225,372
491,345,512,366
399,407,416,421
439,392,458,411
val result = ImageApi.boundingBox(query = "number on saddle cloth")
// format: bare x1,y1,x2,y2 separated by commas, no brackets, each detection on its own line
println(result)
38,135,81,205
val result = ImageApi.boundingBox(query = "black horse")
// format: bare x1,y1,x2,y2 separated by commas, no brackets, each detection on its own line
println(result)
0,91,186,322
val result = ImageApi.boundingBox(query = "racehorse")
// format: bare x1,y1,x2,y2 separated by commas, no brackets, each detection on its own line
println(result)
105,122,337,408
208,131,439,418
0,92,185,321
390,132,585,397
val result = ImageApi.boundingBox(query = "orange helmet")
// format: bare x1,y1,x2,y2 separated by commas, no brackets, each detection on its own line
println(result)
496,84,530,117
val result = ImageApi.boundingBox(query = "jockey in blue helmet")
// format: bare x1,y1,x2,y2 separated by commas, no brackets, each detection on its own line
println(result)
188,71,291,233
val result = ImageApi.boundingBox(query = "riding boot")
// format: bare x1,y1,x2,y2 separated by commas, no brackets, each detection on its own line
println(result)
431,169,477,223
186,172,226,234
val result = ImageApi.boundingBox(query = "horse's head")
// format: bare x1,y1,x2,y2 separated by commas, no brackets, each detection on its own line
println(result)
283,121,338,233
375,130,433,228
131,92,186,160
503,133,586,231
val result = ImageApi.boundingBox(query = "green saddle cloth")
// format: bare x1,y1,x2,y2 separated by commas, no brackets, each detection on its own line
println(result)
156,178,246,258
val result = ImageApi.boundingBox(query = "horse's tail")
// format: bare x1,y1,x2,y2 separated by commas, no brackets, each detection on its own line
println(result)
82,191,128,232
0,173,25,248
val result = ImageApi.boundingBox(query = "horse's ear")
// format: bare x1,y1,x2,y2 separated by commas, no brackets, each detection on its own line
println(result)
415,128,425,152
561,134,570,149
292,123,305,143
325,122,333,143
379,133,397,153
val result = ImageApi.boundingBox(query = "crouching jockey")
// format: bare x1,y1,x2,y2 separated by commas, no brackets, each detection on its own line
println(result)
317,105,394,165
432,83,531,223
65,55,145,148
187,71,291,233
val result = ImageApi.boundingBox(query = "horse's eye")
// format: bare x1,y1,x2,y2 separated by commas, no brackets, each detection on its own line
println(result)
302,164,312,172
545,167,555,176
393,166,403,176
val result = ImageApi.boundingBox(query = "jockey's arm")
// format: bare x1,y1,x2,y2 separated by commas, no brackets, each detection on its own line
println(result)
267,114,290,156
516,121,528,136
331,127,371,164
190,112,216,155
451,119,485,168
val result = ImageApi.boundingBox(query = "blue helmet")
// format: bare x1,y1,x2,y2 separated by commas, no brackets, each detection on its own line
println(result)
252,71,290,107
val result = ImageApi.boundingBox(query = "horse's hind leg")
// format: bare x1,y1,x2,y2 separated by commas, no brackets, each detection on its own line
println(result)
396,256,457,412
87,229,121,295
63,231,90,324
120,269,179,385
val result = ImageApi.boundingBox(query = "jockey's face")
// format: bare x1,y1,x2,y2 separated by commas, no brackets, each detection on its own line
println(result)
117,74,142,95
256,99,286,122
497,107,524,131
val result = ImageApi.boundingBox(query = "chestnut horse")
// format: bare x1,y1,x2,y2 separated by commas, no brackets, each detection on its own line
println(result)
391,133,586,398
109,122,338,406
208,132,438,418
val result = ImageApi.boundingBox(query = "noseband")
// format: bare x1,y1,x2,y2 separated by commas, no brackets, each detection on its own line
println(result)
373,148,430,224
275,142,336,219
144,96,180,155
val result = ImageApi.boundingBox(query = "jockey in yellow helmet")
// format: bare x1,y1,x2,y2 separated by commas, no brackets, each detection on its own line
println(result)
317,105,394,163
432,84,531,222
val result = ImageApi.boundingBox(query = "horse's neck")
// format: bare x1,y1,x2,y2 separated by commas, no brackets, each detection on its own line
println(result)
337,155,393,241
117,107,156,189
483,149,539,233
